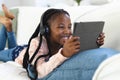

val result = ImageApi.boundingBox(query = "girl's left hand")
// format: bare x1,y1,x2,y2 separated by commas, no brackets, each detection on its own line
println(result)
97,32,105,46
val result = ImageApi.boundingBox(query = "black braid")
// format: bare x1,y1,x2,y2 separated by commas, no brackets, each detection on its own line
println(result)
23,23,40,68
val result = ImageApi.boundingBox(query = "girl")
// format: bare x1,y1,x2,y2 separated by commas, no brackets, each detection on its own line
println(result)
0,4,105,80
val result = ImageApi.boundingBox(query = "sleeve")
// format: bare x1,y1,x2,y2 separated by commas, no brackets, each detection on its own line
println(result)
36,48,68,78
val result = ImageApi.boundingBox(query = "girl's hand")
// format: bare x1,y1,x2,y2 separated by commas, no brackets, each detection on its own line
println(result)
62,36,80,57
97,33,105,46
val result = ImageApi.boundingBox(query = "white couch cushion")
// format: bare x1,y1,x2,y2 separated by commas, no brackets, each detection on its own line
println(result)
93,53,120,80
16,7,48,45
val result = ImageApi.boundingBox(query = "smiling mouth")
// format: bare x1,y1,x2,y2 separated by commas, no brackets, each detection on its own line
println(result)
61,36,69,42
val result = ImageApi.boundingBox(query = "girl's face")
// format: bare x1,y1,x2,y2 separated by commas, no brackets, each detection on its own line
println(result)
49,13,72,46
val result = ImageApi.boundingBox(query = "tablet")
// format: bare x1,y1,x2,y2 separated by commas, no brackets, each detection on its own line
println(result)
73,21,104,52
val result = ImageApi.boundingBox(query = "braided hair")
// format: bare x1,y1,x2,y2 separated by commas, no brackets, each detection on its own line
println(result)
23,9,70,78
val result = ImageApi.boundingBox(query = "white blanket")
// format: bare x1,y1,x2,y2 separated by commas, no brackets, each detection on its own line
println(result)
0,61,30,80
93,53,120,80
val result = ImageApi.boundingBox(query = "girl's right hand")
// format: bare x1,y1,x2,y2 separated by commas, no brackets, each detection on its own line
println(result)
62,36,80,57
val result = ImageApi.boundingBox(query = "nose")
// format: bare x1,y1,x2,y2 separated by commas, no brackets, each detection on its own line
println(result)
64,28,71,34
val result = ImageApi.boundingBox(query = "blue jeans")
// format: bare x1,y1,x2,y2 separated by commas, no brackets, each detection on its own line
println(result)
0,25,17,61
38,48,119,80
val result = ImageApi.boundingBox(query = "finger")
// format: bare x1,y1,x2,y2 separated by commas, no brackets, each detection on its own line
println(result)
100,33,105,38
97,36,105,40
68,39,80,48
97,40,104,45
74,41,80,46
99,42,104,45
100,32,105,36
99,38,104,42
75,49,80,53
70,36,80,42
75,45,80,50
101,34,105,38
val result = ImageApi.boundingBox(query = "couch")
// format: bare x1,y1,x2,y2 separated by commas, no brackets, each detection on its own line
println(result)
15,3,120,51
0,2,120,80
93,53,120,80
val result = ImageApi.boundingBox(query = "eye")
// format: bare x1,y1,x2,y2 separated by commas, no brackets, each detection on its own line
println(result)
68,24,72,30
58,24,64,29
68,26,71,29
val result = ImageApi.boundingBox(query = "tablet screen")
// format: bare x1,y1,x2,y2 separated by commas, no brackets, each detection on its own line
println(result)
73,21,104,52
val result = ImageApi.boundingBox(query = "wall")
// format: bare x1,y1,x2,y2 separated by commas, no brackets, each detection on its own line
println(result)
0,0,21,8
0,0,76,8
35,0,76,7
1,0,119,9
21,0,36,6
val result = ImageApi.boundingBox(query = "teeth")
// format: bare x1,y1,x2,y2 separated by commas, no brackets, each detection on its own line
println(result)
63,36,69,40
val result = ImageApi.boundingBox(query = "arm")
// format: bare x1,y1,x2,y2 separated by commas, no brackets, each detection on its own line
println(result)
36,36,80,78
30,36,80,78
36,48,67,78
28,37,67,78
